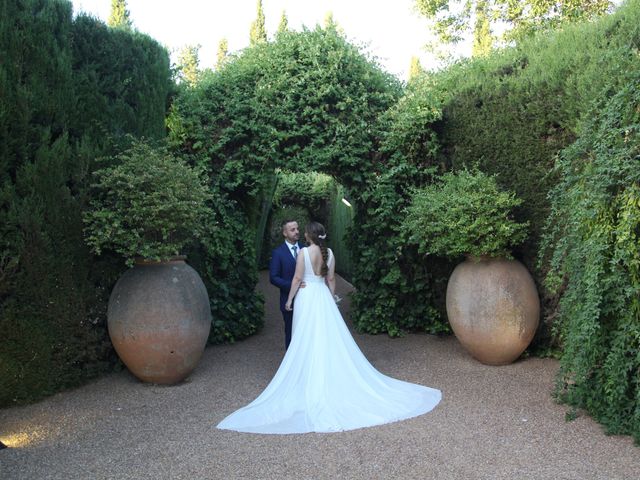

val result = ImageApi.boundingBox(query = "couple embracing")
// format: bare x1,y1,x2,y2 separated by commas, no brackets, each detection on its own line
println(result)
216,220,441,434
268,219,308,350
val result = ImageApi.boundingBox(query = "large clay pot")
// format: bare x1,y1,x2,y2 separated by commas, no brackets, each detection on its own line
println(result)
446,256,539,365
107,257,211,384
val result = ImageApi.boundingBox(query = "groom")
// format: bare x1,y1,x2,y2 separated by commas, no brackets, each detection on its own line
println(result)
269,219,305,350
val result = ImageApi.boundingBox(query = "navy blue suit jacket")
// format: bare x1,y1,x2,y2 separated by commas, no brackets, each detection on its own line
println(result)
269,241,305,312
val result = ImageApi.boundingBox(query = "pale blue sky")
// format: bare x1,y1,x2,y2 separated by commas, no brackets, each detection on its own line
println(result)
70,0,446,81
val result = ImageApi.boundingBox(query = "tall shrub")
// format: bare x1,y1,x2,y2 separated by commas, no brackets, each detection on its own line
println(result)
540,62,640,443
403,0,640,345
0,0,172,406
70,14,172,145
0,0,111,407
346,74,451,336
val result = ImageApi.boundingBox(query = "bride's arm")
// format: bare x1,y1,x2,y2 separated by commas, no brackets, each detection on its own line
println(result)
326,249,336,296
284,251,305,311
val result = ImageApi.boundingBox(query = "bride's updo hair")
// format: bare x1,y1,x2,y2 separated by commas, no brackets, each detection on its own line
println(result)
305,221,329,276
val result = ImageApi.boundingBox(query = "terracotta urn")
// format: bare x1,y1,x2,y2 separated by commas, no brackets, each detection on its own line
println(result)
445,256,539,365
107,257,211,384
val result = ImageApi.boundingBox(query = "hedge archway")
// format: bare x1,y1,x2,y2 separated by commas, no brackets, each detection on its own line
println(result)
168,25,449,341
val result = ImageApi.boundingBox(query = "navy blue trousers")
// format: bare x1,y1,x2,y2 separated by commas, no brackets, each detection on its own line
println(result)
282,310,293,350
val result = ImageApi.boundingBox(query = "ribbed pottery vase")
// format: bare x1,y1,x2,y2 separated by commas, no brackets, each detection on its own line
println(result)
107,257,211,384
446,256,539,365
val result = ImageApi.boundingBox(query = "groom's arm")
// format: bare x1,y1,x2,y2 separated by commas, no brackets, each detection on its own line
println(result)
269,252,291,290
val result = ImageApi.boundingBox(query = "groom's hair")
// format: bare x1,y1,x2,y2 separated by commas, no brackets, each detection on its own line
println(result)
281,219,296,231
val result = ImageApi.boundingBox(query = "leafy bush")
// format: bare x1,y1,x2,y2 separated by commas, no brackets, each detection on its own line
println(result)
380,74,445,164
167,26,403,335
394,0,640,349
70,14,172,144
185,187,265,344
272,171,334,217
404,169,529,259
84,141,212,266
167,26,401,194
349,164,451,336
540,62,640,443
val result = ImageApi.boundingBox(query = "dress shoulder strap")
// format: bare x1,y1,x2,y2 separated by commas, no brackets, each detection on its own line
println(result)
302,247,312,271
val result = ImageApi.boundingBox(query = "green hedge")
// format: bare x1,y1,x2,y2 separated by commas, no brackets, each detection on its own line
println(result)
540,47,640,442
185,187,265,344
0,0,171,407
272,171,333,220
326,183,354,280
399,0,640,346
167,26,400,339
70,14,172,144
389,0,639,439
264,172,354,279
342,71,453,336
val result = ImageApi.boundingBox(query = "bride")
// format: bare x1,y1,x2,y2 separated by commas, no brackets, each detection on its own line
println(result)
217,221,441,434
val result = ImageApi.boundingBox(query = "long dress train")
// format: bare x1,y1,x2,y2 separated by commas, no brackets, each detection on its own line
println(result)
216,248,441,434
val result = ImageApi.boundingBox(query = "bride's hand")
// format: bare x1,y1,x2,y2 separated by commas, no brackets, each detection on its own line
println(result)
285,301,292,311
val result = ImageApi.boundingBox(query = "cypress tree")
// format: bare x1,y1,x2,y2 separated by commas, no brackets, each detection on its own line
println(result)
0,0,110,408
177,44,201,86
472,1,493,57
108,0,133,30
277,10,289,34
249,0,267,45
1,1,171,407
409,56,424,81
216,38,229,69
415,0,611,51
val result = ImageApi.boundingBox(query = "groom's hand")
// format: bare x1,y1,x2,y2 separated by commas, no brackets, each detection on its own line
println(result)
299,281,306,289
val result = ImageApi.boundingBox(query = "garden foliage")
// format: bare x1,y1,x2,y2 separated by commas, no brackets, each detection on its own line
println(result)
83,141,213,266
0,0,171,407
406,0,639,439
325,182,355,279
167,26,405,336
397,0,640,347
540,61,640,443
404,169,528,259
344,72,455,336
272,171,334,219
70,14,172,144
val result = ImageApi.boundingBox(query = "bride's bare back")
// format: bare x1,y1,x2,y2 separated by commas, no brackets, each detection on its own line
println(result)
306,244,331,276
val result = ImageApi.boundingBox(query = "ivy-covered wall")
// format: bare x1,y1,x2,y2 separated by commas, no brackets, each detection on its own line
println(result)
542,65,640,443
167,26,403,339
260,171,354,279
394,0,640,440
394,0,640,347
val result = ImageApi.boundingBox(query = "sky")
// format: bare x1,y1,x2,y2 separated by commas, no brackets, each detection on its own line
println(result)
70,0,450,81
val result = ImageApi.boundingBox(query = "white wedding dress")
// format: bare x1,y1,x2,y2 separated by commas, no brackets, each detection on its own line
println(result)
216,247,441,434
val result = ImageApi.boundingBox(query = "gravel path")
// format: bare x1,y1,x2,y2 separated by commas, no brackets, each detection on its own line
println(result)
1,271,639,480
